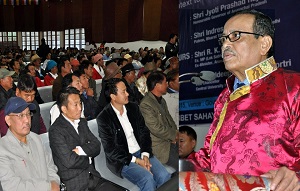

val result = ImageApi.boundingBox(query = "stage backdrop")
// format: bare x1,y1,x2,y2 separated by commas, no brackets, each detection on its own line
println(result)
179,0,300,125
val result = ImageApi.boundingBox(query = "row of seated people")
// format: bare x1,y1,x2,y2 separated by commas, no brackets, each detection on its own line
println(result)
0,55,179,128
1,45,176,88
1,49,179,113
0,81,178,190
0,65,178,190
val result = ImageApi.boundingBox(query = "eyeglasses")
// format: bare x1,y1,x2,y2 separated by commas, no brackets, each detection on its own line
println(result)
8,112,33,119
218,31,264,46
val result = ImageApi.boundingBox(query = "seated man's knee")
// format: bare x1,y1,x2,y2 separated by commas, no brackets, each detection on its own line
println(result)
155,170,171,187
137,172,156,191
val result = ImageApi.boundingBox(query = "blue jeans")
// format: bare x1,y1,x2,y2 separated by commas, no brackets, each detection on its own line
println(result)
121,150,171,191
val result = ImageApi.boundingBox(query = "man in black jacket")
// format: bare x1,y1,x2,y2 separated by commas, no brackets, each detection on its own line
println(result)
49,87,124,191
165,33,179,60
97,78,170,191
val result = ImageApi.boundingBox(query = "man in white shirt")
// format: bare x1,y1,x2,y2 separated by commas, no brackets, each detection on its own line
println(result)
50,73,84,124
97,78,171,191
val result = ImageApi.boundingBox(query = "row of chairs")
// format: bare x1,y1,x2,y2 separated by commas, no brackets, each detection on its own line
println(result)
40,119,176,190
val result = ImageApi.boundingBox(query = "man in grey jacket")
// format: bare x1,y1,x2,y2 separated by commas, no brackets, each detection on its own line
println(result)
139,71,178,171
0,97,60,191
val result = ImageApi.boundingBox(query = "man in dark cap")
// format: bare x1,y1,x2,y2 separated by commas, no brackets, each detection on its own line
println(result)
121,63,143,105
0,97,60,190
0,68,15,110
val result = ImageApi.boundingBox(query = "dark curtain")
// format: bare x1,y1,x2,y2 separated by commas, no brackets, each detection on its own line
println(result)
0,0,178,43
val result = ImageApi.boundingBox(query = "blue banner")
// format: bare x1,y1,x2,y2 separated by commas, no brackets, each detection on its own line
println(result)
179,0,300,124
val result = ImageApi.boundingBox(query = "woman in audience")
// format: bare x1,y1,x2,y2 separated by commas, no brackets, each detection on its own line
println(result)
23,63,45,87
9,59,21,82
44,60,58,86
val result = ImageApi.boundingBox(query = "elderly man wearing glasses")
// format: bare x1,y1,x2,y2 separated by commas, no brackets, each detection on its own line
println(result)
191,9,300,191
0,97,60,191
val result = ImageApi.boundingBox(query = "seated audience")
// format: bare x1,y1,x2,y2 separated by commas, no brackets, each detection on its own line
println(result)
121,63,143,105
80,60,97,98
163,56,179,75
16,54,26,70
136,61,156,96
24,63,44,87
92,53,105,79
179,126,197,159
139,71,178,171
0,68,15,110
44,60,58,86
154,56,163,71
78,54,88,63
52,56,72,101
0,97,60,191
74,70,98,120
31,54,46,80
70,59,80,72
97,78,171,191
132,52,143,70
117,58,128,68
41,52,52,71
103,50,111,61
9,59,21,82
49,87,124,191
96,60,122,114
0,74,47,136
163,69,179,127
0,55,8,69
123,54,133,64
50,73,84,125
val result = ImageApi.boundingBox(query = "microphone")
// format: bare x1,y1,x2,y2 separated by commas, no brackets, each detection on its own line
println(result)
191,76,204,86
195,71,216,81
179,71,216,85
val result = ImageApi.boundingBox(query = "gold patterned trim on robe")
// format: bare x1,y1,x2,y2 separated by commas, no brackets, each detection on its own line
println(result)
245,56,277,84
209,56,277,152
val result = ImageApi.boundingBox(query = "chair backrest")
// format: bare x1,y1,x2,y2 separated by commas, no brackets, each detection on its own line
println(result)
38,85,53,103
40,101,55,131
95,79,102,99
39,132,51,154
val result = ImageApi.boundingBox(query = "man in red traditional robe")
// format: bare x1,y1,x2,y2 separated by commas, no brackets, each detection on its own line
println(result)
193,9,300,191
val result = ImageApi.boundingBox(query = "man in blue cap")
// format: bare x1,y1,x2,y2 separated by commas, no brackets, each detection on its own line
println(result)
0,97,60,191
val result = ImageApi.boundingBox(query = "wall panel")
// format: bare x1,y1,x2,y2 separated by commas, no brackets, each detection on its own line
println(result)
0,0,178,43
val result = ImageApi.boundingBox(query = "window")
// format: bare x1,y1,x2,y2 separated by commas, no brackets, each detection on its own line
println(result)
0,32,18,50
21,32,39,51
43,31,61,49
65,28,85,49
